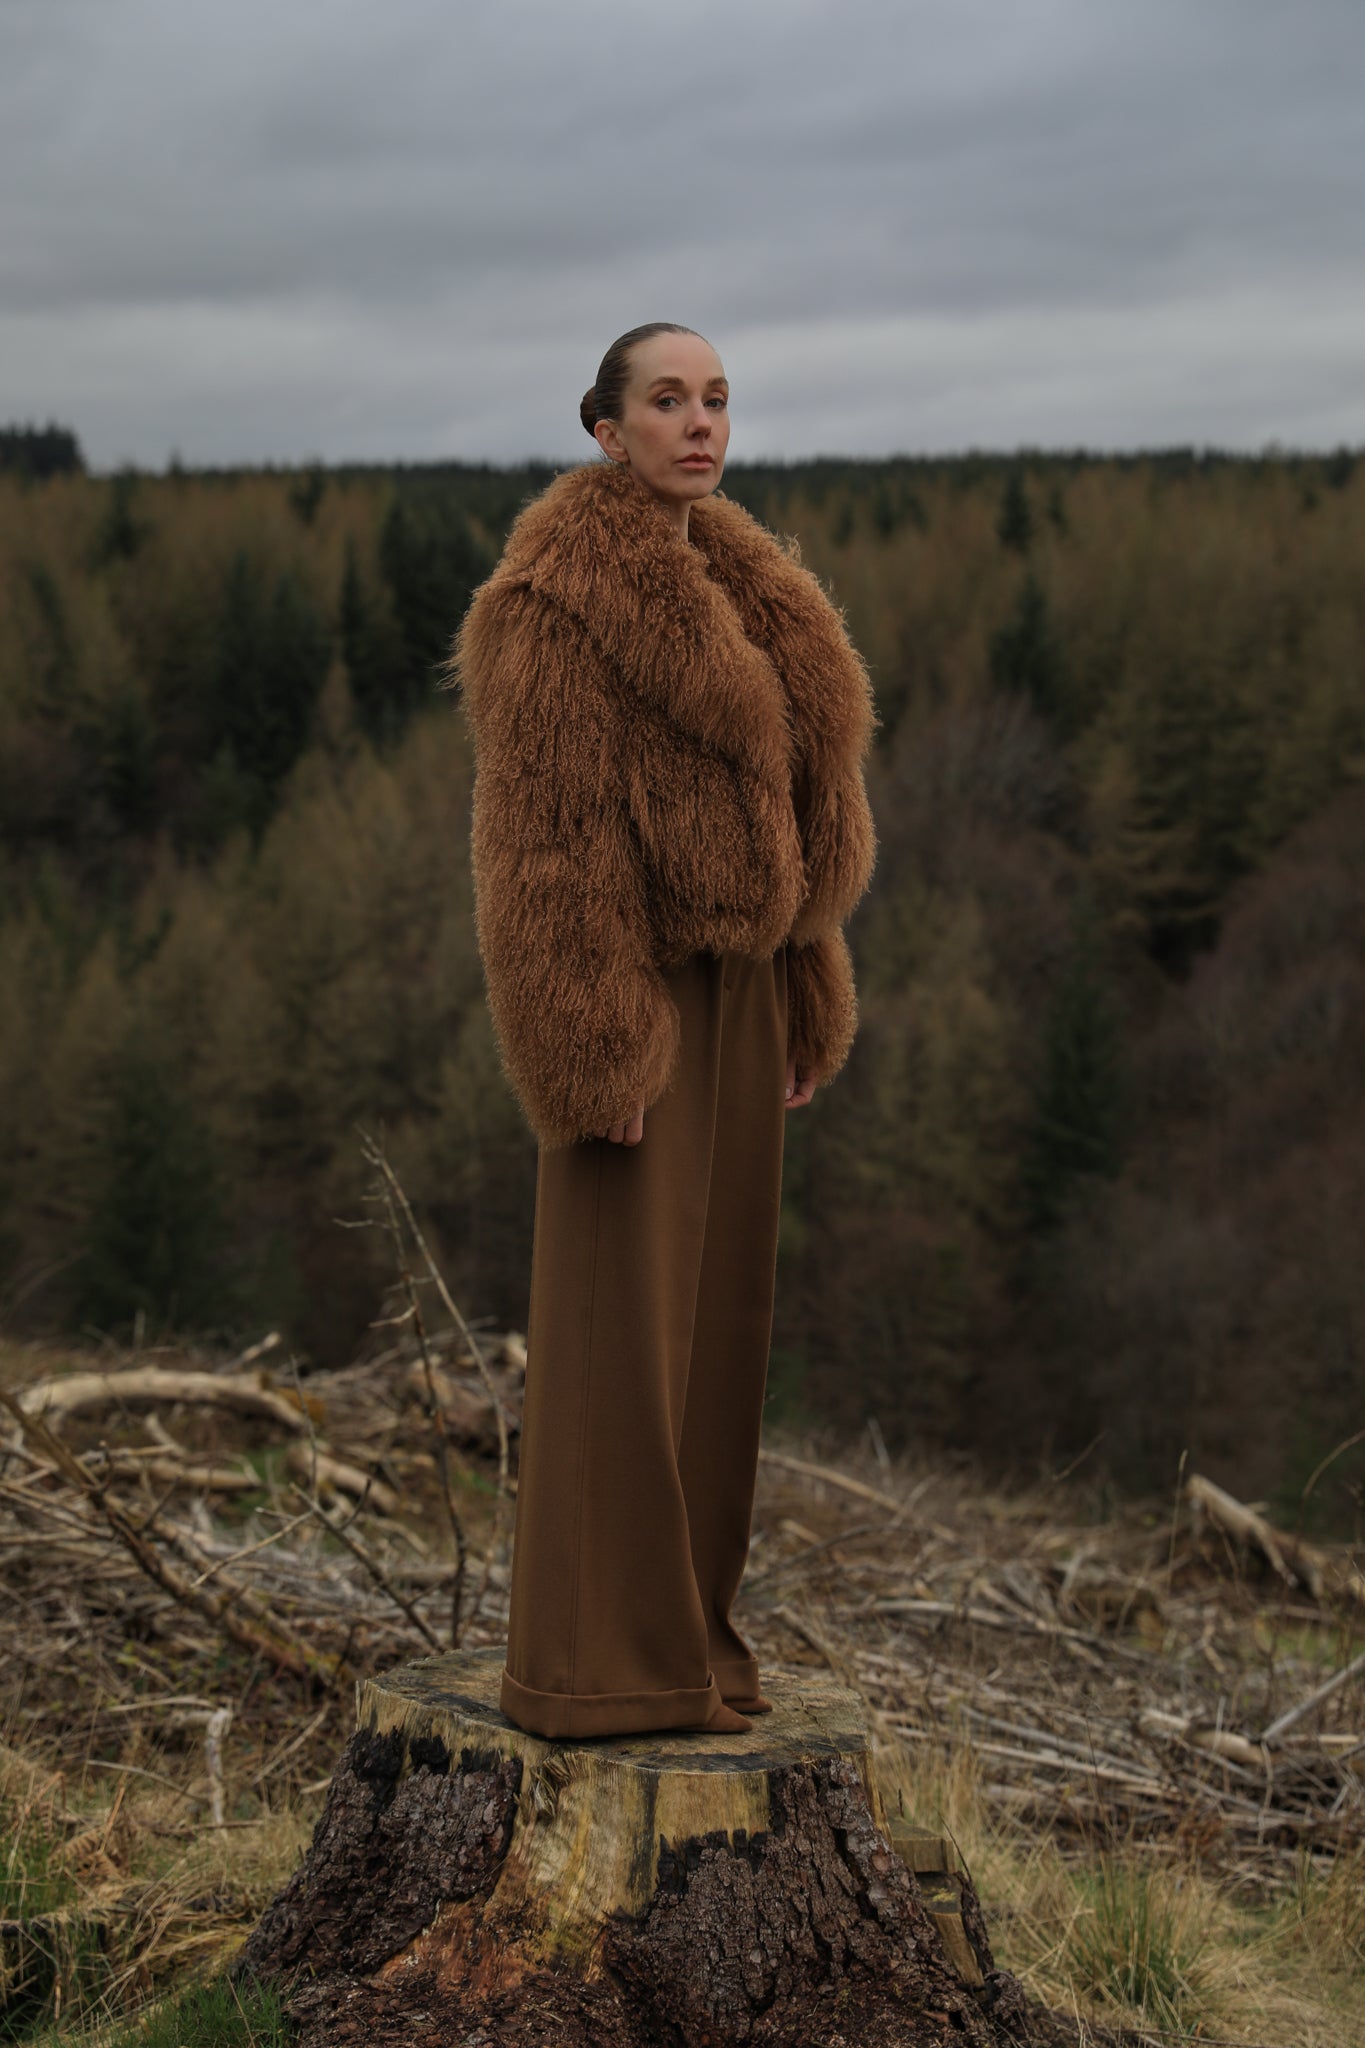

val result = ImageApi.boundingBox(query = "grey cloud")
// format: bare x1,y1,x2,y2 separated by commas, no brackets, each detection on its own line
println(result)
3,0,1363,463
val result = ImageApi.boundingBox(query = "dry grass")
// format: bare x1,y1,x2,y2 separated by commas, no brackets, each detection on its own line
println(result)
878,1733,1365,2045
0,1729,309,2044
1,1318,1362,2045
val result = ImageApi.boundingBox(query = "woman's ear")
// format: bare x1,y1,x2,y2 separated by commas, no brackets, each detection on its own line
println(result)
594,418,629,464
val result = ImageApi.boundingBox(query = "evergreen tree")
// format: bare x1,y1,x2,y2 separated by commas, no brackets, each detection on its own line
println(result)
989,571,1068,726
23,562,73,705
996,471,1033,552
340,539,409,746
1104,638,1269,963
870,482,898,537
0,421,84,477
91,468,148,566
1020,888,1126,1234
77,1032,236,1338
255,569,332,789
378,491,491,719
1322,446,1355,491
100,685,159,833
206,553,331,835
288,463,327,525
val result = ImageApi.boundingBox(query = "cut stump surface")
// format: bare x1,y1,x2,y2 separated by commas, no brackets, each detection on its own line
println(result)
240,1647,1032,2047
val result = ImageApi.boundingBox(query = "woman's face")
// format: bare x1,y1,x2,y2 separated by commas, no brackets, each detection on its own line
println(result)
595,332,730,509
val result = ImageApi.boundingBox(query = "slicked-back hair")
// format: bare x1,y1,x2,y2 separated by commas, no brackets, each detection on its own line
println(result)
579,323,704,438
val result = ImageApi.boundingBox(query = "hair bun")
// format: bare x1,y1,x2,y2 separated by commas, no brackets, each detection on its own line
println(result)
579,387,599,438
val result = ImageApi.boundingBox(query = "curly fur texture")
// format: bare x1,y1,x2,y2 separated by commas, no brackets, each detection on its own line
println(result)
449,459,879,1146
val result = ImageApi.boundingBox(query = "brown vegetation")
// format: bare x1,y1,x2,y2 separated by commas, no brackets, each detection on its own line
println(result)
1,1268,1362,2041
1,455,1363,1490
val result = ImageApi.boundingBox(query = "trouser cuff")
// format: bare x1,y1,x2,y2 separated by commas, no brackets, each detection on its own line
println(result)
498,1664,722,1740
709,1653,762,1697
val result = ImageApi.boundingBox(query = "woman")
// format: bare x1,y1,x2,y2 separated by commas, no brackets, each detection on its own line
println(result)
450,322,878,1739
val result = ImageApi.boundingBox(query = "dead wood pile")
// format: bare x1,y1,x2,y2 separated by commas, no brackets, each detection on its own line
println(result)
1,1320,1362,1912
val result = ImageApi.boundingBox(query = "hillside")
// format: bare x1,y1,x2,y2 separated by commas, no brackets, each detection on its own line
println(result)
1,447,1363,1503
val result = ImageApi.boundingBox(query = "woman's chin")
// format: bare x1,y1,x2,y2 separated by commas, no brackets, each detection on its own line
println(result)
623,461,725,510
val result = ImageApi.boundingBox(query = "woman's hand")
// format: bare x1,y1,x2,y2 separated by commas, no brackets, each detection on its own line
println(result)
785,1056,818,1110
604,1067,814,1138
606,1102,646,1145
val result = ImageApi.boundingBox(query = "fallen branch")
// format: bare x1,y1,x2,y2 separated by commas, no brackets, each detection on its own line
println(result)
1139,1709,1272,1777
1261,1646,1365,1747
402,1357,511,1450
15,1367,309,1438
870,1594,1147,1661
1186,1471,1365,1609
0,1390,350,1690
758,1446,906,1515
283,1442,399,1518
93,1449,259,1495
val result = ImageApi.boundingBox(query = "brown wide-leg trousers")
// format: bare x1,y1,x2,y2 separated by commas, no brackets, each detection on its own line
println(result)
499,943,789,1740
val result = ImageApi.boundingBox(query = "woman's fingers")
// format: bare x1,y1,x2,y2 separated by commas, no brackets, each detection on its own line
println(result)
606,1103,646,1145
785,1061,819,1111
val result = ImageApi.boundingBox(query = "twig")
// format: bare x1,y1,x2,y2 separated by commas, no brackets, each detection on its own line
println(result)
182,1510,316,1591
758,1445,907,1514
773,1601,859,1686
290,1483,442,1652
0,1390,350,1690
354,1129,472,1640
358,1130,510,1500
228,1331,283,1371
250,1701,335,1792
870,1594,1156,1664
744,1517,893,1593
1261,1645,1365,1746
1165,1447,1189,1600
204,1706,232,1826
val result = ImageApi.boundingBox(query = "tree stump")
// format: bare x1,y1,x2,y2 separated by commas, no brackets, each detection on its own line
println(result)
239,1647,1031,2047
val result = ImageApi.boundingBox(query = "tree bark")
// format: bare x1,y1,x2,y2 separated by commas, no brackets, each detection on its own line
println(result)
240,1647,1035,2047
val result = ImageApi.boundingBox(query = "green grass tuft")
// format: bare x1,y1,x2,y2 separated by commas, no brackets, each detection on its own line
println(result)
1066,1856,1211,2033
1,1796,105,2045
1,1798,76,1922
111,1974,290,2048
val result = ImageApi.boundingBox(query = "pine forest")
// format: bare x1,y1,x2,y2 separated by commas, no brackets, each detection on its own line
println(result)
2,432,1363,1518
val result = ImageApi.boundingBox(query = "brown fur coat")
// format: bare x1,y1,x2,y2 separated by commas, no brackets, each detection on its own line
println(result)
450,458,879,1146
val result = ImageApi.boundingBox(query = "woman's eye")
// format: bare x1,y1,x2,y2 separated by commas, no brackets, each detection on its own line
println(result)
655,392,727,410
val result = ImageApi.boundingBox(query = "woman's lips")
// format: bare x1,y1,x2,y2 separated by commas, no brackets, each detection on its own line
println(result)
679,455,714,468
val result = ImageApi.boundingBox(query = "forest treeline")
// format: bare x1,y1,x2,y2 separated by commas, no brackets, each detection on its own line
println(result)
1,440,1362,1513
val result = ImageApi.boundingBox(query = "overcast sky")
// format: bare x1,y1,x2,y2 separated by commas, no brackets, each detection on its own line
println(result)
5,0,1364,469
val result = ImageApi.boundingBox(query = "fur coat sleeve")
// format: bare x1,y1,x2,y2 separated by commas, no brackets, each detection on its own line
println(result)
454,583,684,1147
451,463,878,1148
